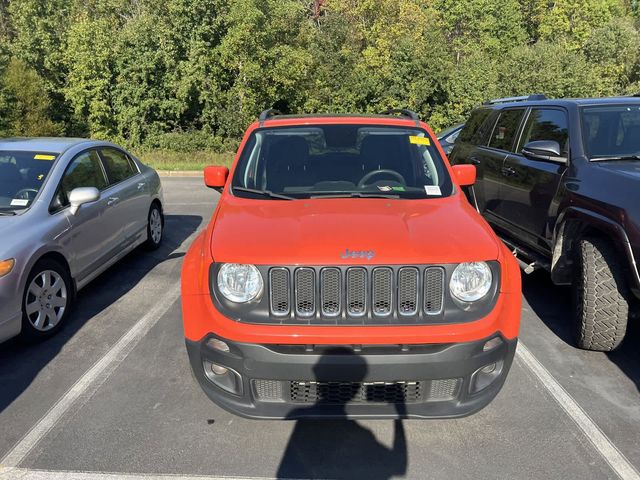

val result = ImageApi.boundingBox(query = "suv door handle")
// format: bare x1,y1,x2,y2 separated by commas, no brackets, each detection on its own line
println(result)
107,196,120,207
501,166,516,176
469,157,481,165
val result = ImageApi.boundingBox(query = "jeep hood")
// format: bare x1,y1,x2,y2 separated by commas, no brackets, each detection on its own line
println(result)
209,195,500,265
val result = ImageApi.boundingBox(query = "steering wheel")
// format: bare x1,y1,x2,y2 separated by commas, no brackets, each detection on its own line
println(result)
14,188,39,200
357,169,406,188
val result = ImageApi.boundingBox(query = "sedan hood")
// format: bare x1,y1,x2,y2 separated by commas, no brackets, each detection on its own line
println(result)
210,195,500,265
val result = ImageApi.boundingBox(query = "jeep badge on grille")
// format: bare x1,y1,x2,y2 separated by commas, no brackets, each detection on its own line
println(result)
341,248,375,260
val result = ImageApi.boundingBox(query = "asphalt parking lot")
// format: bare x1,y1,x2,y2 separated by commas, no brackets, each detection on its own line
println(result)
1,177,639,480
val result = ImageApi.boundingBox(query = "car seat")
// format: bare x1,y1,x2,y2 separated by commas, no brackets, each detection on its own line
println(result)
266,137,311,192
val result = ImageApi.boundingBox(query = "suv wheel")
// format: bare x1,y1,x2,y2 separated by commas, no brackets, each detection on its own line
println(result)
21,258,73,341
573,237,629,351
144,203,163,250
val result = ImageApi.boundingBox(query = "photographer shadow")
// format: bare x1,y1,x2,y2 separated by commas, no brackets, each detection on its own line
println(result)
276,348,407,480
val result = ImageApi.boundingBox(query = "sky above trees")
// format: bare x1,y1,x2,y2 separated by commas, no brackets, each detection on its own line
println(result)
0,0,639,148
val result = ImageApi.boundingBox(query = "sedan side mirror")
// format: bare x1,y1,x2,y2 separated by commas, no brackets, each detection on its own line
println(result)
451,164,476,186
69,187,100,215
204,166,229,193
522,140,566,163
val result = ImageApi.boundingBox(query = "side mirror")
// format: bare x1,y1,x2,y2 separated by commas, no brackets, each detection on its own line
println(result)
452,164,476,186
204,166,229,192
68,187,100,215
522,140,566,163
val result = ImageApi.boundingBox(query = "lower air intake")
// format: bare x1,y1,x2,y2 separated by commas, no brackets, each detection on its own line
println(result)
290,381,424,404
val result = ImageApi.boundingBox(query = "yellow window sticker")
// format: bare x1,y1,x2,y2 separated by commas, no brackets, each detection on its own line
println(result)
34,154,56,161
409,136,431,146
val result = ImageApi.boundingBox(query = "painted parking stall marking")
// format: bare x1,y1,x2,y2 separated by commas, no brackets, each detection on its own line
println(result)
1,284,181,469
516,341,640,480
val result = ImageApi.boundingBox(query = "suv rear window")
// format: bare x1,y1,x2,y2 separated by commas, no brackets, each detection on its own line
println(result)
458,109,493,145
232,124,453,199
488,109,525,152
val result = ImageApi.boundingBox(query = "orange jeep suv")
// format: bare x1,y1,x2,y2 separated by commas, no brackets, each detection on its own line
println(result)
181,109,521,419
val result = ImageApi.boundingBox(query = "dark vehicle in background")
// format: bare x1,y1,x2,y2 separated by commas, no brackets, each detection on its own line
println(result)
437,123,464,155
449,94,640,352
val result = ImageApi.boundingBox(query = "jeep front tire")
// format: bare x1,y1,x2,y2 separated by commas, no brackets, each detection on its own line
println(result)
573,237,628,351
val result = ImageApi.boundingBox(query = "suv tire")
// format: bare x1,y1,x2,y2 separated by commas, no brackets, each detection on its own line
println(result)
21,258,73,341
573,237,628,351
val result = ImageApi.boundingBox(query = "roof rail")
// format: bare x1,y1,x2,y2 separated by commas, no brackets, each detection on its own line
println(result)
258,108,283,126
382,108,420,125
483,94,547,105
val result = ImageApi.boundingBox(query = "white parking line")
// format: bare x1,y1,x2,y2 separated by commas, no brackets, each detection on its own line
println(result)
0,468,287,480
516,341,640,480
0,284,181,469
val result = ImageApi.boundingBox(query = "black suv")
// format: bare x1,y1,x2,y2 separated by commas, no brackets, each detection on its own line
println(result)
450,94,640,351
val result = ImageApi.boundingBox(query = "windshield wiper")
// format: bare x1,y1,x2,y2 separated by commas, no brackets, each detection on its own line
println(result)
232,187,295,200
310,192,400,199
0,210,16,216
591,155,640,161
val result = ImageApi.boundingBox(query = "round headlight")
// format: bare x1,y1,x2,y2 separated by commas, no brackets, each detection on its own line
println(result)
217,263,264,303
450,262,492,302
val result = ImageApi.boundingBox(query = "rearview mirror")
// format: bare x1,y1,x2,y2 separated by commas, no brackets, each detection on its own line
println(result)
204,166,229,192
451,164,476,186
522,140,566,163
69,187,100,215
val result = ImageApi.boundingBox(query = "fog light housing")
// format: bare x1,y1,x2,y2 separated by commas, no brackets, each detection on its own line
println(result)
470,359,504,394
211,363,229,375
203,360,243,395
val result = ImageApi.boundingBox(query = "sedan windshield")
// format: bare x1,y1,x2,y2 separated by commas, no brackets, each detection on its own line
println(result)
581,105,640,160
232,124,453,199
0,151,57,211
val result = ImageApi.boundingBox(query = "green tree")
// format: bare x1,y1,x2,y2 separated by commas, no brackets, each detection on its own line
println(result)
0,58,63,136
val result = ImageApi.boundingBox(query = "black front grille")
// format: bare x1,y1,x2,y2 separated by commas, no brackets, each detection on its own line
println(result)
295,268,315,317
253,378,462,404
268,265,445,323
290,381,424,404
346,268,367,316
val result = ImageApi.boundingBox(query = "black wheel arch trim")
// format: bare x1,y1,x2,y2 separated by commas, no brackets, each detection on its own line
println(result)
553,207,640,297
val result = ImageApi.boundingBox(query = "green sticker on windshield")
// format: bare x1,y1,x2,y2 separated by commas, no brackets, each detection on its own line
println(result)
391,186,406,191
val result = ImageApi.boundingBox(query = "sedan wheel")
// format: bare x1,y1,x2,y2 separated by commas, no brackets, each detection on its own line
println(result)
21,258,73,341
144,204,164,250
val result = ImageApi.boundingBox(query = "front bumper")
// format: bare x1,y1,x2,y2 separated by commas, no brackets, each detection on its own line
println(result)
186,334,517,419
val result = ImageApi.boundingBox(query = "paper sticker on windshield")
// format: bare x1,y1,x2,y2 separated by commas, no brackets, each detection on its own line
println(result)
377,185,393,192
425,185,441,196
34,154,56,161
10,199,29,206
409,136,430,146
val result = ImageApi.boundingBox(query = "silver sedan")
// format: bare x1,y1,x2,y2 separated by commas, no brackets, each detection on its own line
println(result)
0,138,164,342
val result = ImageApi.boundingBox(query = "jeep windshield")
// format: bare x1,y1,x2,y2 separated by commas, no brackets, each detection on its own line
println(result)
231,124,453,200
0,151,57,212
581,105,640,161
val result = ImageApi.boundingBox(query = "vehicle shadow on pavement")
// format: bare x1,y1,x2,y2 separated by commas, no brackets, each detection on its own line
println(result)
0,213,202,416
276,348,407,480
522,271,640,392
